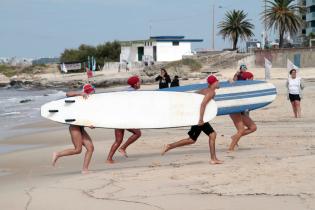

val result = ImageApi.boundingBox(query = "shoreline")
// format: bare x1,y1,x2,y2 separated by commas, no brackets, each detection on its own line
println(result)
0,67,314,209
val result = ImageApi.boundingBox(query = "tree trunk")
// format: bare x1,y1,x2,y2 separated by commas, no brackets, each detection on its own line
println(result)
279,28,285,48
233,35,238,50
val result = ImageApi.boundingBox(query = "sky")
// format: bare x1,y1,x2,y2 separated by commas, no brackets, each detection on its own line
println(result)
0,0,267,58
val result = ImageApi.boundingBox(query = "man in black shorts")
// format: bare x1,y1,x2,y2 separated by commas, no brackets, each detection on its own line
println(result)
161,75,223,165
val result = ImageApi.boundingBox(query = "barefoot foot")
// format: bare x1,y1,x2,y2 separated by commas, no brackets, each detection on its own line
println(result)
161,144,171,156
81,170,91,174
210,159,224,164
52,152,58,167
118,148,128,158
106,160,115,164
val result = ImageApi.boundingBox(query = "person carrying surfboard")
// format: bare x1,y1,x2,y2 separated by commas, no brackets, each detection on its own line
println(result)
52,83,95,174
228,65,257,152
106,76,142,163
161,75,223,165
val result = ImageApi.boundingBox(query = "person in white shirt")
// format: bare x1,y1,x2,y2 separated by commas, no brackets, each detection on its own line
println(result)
286,69,304,118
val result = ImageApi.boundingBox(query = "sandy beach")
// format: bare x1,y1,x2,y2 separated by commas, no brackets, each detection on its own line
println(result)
0,67,315,210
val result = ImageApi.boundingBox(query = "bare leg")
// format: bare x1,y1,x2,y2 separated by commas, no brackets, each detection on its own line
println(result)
161,138,195,155
52,126,83,166
208,132,223,164
106,129,124,164
119,129,141,157
229,114,245,151
81,130,94,173
295,100,301,118
291,101,297,118
241,114,257,136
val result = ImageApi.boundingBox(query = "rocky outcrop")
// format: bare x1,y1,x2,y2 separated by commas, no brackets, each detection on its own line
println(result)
0,73,10,87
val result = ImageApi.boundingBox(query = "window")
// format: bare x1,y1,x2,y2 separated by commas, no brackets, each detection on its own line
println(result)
172,41,179,46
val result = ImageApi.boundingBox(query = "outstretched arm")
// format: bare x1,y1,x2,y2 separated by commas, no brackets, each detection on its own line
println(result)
198,92,214,126
66,91,88,99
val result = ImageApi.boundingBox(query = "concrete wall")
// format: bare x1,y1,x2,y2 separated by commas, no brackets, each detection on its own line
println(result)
255,48,315,68
156,42,192,62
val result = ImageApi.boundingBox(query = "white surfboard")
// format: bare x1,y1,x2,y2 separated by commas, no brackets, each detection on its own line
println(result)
41,91,217,129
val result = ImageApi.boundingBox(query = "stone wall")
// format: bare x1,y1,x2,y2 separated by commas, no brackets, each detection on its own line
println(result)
255,48,315,68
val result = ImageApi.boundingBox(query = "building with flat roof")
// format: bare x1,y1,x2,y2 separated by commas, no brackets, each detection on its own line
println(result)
120,36,203,63
306,0,315,35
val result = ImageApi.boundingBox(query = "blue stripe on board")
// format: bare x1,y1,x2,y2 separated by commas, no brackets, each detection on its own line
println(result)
158,80,267,92
217,102,271,116
215,89,277,101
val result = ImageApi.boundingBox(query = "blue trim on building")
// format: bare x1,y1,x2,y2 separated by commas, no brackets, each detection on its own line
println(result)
150,36,185,39
155,39,203,42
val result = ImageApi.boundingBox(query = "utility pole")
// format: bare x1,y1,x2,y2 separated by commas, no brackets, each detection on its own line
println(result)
264,0,267,48
149,20,152,37
212,4,215,50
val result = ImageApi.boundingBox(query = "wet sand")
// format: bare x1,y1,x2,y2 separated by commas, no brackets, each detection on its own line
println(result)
0,68,314,210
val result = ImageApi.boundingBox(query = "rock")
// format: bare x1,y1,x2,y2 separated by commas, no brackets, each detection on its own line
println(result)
0,73,10,87
20,99,32,103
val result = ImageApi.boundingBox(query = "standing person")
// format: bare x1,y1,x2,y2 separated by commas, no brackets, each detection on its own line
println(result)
161,75,223,165
170,75,180,87
52,84,95,174
233,64,248,81
106,76,142,163
286,69,304,118
155,68,171,89
229,68,257,152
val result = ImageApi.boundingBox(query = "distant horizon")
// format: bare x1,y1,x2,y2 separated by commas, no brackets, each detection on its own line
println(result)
0,0,271,58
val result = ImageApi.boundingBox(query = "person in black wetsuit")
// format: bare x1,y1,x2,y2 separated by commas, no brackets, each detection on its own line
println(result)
170,75,180,87
155,68,171,89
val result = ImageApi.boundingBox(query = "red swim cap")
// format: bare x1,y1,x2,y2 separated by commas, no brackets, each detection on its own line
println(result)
127,76,140,86
242,72,254,80
207,75,218,85
83,84,95,94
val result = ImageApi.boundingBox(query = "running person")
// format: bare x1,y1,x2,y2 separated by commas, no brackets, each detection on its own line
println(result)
106,76,142,163
229,65,257,151
52,84,95,174
161,75,223,165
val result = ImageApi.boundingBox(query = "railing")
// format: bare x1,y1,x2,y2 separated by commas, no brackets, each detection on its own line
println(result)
102,62,145,72
306,12,315,21
306,0,315,7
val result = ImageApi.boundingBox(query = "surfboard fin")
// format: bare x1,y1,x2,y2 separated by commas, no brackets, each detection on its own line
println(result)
65,99,75,103
65,119,76,123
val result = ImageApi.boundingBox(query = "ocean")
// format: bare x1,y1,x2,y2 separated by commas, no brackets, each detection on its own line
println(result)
0,88,66,140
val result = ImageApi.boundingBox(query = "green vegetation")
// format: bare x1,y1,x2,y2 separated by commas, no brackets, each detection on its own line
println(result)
0,64,48,77
166,58,202,71
60,41,121,66
263,0,303,48
218,10,254,50
0,65,17,77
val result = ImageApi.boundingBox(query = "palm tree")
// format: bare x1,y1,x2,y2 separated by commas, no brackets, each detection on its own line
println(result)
218,10,254,50
263,0,304,48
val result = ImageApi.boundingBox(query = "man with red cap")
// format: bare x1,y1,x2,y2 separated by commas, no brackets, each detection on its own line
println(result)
161,75,223,165
52,83,95,174
106,76,142,163
228,65,257,152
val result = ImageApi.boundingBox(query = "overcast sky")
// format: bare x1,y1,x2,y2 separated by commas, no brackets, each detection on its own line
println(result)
0,0,267,58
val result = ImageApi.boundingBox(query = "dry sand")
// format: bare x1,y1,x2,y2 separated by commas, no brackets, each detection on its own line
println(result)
0,67,314,210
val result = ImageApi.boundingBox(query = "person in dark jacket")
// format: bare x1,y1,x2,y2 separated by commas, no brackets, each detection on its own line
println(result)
155,68,171,89
170,75,180,87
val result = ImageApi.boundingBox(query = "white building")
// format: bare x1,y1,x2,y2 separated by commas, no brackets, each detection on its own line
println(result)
120,36,203,63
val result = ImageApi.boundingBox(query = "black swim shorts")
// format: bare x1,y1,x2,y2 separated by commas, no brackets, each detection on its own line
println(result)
289,94,301,102
187,122,215,141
